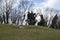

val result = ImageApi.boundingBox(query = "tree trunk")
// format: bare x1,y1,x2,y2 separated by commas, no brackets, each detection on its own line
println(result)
6,10,9,24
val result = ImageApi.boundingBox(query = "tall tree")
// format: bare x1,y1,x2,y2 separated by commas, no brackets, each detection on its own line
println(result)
5,0,16,24
11,0,34,25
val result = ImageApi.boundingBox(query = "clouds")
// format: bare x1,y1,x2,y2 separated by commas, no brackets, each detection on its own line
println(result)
34,0,60,10
41,0,59,8
1,0,60,10
41,0,57,7
53,0,60,10
12,0,20,9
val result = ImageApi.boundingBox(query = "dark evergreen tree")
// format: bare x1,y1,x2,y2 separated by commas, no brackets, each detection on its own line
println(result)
38,15,45,26
50,14,58,29
27,11,36,25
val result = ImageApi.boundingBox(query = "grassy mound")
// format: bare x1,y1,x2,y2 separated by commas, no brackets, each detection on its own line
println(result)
0,24,60,40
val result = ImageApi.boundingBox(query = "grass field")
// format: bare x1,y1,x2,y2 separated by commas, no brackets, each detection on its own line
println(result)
0,24,60,40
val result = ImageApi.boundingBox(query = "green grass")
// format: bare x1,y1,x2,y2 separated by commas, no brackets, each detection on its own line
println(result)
0,24,60,40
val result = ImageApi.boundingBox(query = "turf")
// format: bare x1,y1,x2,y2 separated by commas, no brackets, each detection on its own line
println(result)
0,24,60,40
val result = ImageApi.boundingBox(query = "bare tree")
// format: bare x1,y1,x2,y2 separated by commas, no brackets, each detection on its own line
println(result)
0,0,34,25
4,0,16,24
11,0,34,25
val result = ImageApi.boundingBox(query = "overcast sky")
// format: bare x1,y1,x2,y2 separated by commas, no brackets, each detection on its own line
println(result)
33,0,60,10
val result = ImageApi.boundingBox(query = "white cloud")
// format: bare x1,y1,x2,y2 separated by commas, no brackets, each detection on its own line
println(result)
41,0,58,8
34,0,60,10
32,0,60,14
12,0,21,9
12,0,60,10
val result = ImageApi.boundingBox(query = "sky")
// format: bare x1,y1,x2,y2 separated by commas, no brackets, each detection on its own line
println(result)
11,0,60,11
33,0,60,10
1,0,60,12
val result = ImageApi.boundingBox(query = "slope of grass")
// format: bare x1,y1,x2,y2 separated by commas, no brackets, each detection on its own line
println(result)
0,24,60,40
